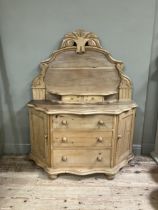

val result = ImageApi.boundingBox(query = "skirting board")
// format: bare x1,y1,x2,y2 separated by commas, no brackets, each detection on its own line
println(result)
151,151,158,164
133,144,142,155
141,143,155,155
0,144,31,155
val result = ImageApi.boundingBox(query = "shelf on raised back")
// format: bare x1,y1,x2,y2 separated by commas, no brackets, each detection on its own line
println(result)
45,91,119,104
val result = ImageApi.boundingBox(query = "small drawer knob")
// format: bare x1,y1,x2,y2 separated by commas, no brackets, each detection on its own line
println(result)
62,120,67,125
62,137,67,143
62,156,67,161
118,135,122,139
44,135,48,144
98,120,104,125
97,136,103,142
97,156,102,161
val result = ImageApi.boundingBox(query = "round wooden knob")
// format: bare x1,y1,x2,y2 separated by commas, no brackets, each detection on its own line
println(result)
62,137,67,143
62,156,67,161
44,135,48,144
62,120,67,125
118,135,122,139
97,136,103,142
98,120,104,125
97,156,102,161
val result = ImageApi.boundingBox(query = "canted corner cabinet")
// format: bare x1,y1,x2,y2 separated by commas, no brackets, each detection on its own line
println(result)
28,29,137,180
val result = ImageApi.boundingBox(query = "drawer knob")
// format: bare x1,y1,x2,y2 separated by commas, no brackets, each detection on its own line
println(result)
62,156,67,161
118,135,122,139
97,136,103,142
44,135,48,144
62,137,67,143
62,120,67,125
98,120,104,125
97,156,102,161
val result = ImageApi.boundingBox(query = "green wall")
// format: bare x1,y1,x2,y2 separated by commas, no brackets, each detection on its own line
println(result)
142,1,158,154
0,0,156,154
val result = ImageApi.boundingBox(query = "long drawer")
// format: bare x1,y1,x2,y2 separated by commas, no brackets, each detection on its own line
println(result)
52,130,113,147
52,114,113,130
53,149,111,168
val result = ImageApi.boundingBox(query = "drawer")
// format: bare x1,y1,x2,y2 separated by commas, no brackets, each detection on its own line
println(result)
53,130,112,147
53,149,111,168
52,114,113,130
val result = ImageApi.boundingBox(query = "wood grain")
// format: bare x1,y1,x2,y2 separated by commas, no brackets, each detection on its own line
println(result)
28,101,137,115
0,156,157,210
31,30,131,102
53,149,111,168
28,29,137,179
52,130,113,147
52,114,113,129
45,66,120,95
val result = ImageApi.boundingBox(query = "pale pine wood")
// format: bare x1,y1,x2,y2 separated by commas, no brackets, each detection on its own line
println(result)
116,110,135,164
53,149,111,168
32,30,131,102
28,101,136,115
45,66,120,96
61,29,102,53
28,29,137,179
29,109,51,167
0,156,157,210
62,95,104,103
52,114,113,129
52,130,113,147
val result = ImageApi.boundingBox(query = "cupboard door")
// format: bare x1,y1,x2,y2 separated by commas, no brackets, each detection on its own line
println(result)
29,109,49,165
116,109,135,164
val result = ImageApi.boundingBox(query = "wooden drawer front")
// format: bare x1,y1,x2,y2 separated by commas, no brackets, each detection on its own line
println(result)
52,114,113,130
53,149,111,168
53,131,112,147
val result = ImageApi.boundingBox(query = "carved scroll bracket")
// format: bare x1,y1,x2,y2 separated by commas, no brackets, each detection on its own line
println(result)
32,63,48,100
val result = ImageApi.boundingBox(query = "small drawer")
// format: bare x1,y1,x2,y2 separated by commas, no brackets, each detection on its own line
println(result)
53,149,111,168
53,130,112,147
52,114,113,130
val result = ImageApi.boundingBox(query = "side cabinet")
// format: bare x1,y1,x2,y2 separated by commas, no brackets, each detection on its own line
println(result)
27,30,137,179
29,108,51,167
28,107,136,178
116,109,136,164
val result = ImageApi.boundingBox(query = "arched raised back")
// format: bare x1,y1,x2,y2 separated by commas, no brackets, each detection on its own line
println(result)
32,29,132,103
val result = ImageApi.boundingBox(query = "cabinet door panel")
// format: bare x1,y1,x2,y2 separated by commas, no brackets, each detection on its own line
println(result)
29,109,49,164
116,109,135,163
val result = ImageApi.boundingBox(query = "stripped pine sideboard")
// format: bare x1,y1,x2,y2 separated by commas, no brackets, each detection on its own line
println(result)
28,29,137,179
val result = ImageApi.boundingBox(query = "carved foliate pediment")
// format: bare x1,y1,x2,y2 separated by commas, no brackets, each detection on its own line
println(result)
61,29,102,53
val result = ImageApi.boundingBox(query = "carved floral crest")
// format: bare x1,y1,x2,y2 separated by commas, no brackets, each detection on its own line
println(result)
61,29,102,53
